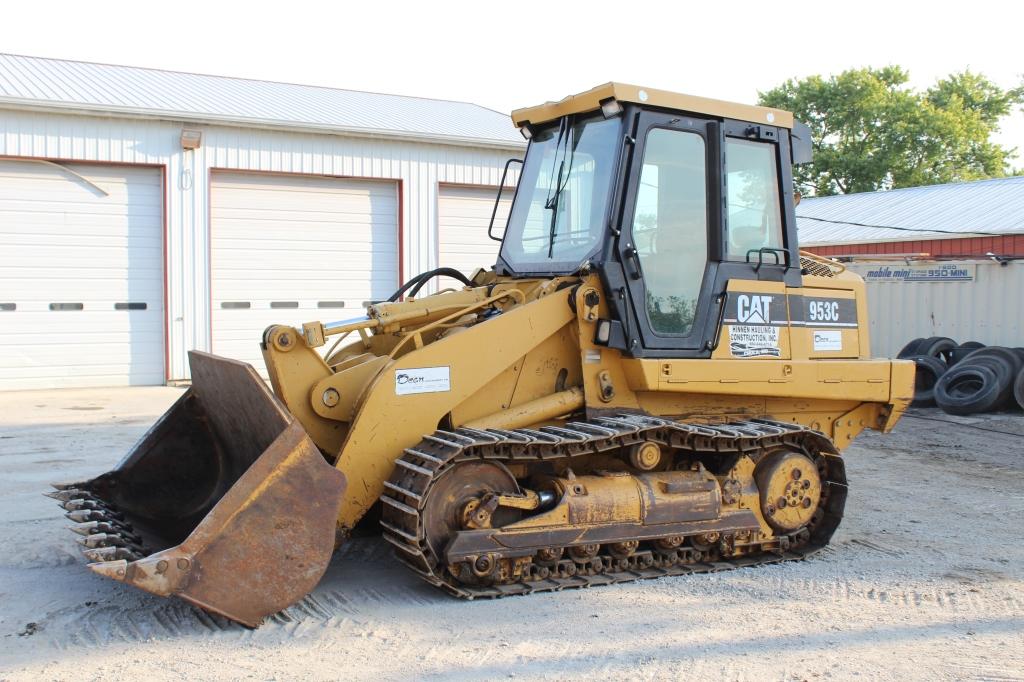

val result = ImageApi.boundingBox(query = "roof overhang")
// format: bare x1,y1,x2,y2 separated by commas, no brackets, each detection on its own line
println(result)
0,98,527,152
798,229,1024,248
799,231,1024,247
511,82,793,130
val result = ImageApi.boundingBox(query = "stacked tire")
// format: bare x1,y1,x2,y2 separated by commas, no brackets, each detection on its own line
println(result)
896,337,1024,415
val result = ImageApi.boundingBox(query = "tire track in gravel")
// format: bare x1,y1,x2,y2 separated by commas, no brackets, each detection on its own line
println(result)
780,575,1019,613
956,663,1024,682
28,528,1024,654
38,538,447,650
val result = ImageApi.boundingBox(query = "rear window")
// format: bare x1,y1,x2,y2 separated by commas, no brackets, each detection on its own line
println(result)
725,138,783,261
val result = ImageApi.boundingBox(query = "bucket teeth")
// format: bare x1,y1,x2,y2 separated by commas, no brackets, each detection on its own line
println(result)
50,481,88,491
69,520,137,539
65,507,133,527
65,509,101,523
83,546,139,563
45,488,92,502
61,498,99,511
70,521,101,536
60,498,122,516
87,559,129,581
78,532,145,552
65,508,126,523
55,493,145,555
79,532,120,549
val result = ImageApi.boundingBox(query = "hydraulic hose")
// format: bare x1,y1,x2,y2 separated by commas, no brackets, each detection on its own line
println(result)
387,267,473,302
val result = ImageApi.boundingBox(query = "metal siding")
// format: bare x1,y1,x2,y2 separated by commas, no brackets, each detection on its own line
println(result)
807,235,1024,258
845,260,1023,358
0,109,522,382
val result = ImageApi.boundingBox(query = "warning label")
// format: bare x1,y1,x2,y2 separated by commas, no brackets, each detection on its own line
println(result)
729,325,781,358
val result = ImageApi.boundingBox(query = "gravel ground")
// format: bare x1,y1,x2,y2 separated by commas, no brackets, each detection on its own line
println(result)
1,387,1022,681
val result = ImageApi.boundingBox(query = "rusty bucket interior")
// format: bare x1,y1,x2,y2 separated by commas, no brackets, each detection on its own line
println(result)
48,351,346,627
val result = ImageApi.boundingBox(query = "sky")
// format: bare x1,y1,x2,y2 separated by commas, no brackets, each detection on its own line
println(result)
2,0,1021,158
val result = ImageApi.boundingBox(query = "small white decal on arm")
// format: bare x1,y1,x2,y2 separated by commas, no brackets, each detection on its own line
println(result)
395,367,451,395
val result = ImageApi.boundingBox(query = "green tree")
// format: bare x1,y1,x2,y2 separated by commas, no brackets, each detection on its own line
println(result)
758,67,1024,195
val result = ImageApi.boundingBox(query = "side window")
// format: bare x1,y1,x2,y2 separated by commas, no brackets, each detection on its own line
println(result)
632,128,708,335
725,138,783,261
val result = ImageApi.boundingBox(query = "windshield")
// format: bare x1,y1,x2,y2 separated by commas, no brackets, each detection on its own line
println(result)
499,114,620,273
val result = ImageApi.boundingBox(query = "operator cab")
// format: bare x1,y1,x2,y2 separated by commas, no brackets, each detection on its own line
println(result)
492,83,813,359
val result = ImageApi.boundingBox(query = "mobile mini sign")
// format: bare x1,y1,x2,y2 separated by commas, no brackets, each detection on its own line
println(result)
861,263,975,283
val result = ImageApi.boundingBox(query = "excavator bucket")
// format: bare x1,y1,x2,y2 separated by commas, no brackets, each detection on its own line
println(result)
46,351,346,627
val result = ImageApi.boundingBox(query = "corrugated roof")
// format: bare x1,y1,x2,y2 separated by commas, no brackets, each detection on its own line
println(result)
0,53,524,149
796,176,1024,246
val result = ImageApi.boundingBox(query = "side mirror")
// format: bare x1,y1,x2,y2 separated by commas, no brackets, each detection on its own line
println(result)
790,120,813,165
488,157,523,242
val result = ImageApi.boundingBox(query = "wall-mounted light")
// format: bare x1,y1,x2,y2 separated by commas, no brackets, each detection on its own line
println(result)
180,129,202,150
986,251,1012,266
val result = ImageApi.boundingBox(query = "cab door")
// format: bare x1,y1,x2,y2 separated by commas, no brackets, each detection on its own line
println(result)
617,111,723,354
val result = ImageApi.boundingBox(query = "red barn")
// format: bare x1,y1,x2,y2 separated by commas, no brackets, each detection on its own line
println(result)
796,176,1024,259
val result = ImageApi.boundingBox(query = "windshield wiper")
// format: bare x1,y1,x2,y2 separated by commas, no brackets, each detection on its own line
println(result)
543,116,575,258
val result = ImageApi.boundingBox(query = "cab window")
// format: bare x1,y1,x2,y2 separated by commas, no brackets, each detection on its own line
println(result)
632,128,708,335
725,138,783,261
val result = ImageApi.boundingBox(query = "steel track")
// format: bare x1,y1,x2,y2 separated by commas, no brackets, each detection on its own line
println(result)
381,415,847,599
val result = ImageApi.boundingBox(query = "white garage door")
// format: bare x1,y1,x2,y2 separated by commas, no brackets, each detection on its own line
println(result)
210,172,398,374
0,160,165,390
437,185,511,286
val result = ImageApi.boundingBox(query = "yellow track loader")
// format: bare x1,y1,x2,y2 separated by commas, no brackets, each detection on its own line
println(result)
49,83,914,626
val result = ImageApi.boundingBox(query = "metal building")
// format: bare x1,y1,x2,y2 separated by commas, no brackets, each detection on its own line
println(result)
796,176,1024,258
842,259,1022,358
0,54,524,389
793,177,1024,357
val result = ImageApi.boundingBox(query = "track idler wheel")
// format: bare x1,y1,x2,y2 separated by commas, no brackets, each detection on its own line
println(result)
423,462,521,569
755,450,822,533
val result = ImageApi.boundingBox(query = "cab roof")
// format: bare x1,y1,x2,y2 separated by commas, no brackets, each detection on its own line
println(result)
511,82,794,130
